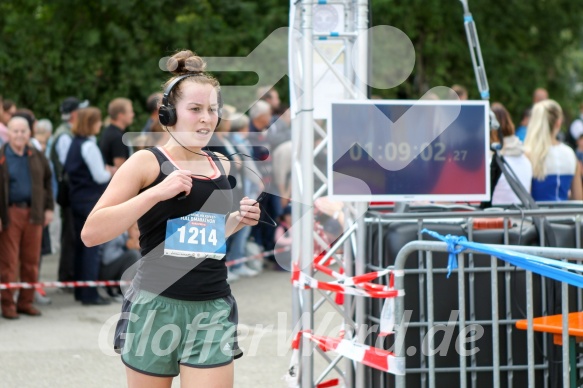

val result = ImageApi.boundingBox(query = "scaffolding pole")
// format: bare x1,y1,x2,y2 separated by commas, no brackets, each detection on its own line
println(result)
299,2,315,387
290,1,370,387
354,2,369,387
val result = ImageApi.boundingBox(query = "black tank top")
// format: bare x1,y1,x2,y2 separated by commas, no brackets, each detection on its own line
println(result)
133,147,234,301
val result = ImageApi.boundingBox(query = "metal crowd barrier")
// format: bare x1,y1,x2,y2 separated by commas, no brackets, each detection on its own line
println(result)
363,206,583,388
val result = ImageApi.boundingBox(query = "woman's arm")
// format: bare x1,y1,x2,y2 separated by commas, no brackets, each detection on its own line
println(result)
81,140,111,184
571,162,583,201
81,150,194,247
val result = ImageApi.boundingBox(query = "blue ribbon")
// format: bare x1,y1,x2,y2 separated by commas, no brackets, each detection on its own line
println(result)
421,229,467,278
421,229,583,288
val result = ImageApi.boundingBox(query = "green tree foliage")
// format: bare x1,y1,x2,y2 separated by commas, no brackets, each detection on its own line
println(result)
0,0,582,128
0,0,288,126
372,0,583,122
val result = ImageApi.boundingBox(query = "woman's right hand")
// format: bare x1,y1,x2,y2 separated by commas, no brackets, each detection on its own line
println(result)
152,169,193,201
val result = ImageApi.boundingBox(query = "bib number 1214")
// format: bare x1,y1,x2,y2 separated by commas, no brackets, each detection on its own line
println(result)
164,211,226,259
177,226,218,246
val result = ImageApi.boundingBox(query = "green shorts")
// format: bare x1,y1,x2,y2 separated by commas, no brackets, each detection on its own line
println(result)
115,290,242,377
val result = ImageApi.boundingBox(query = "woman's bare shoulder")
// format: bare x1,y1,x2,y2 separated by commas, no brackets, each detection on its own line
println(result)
118,148,161,188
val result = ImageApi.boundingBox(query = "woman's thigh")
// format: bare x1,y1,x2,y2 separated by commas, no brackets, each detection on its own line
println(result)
179,361,234,388
126,366,173,388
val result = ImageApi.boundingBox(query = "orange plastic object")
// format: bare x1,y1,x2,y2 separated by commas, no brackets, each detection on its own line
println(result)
516,312,583,345
472,218,512,230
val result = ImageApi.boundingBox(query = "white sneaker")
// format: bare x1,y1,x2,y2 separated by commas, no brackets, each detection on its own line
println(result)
230,265,259,278
246,259,263,273
227,270,240,283
34,291,52,305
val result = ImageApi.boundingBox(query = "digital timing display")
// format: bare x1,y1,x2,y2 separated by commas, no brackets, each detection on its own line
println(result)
328,100,490,201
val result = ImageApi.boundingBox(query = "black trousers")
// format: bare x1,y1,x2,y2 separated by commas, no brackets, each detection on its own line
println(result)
57,205,76,282
100,250,140,282
100,250,140,296
71,201,100,303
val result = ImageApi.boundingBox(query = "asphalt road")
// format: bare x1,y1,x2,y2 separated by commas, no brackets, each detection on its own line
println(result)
0,253,299,388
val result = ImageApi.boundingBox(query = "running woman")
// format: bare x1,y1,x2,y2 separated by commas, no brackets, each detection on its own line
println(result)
82,50,260,388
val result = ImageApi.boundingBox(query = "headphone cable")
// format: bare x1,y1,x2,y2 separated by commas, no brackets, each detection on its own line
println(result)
161,125,278,227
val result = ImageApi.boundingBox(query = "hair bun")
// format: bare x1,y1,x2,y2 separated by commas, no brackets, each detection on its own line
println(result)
166,50,206,76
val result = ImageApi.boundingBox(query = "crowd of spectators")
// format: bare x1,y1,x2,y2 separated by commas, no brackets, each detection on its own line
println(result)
483,87,583,205
0,86,297,318
1,83,582,318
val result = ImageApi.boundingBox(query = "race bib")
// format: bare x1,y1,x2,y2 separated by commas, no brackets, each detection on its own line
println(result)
164,211,227,259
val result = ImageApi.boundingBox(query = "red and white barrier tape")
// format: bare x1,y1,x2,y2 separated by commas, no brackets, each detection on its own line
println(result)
0,247,291,290
283,347,301,387
291,263,404,299
283,330,405,386
0,280,131,290
312,262,400,333
313,246,340,268
314,262,402,290
285,225,404,385
284,332,341,388
304,332,405,375
315,379,339,388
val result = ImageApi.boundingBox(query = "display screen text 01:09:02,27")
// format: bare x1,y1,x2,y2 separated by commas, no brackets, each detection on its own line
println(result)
348,142,467,163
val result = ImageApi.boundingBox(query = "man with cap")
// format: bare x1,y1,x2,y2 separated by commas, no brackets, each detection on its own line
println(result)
49,97,88,284
52,97,89,166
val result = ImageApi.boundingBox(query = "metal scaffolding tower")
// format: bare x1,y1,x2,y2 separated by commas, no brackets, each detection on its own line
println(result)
286,1,499,386
289,1,370,386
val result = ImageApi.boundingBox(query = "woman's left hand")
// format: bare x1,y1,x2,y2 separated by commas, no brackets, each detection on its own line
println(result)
236,197,261,226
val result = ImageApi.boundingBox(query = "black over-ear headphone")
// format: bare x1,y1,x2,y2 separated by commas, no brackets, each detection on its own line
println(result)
158,73,223,128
